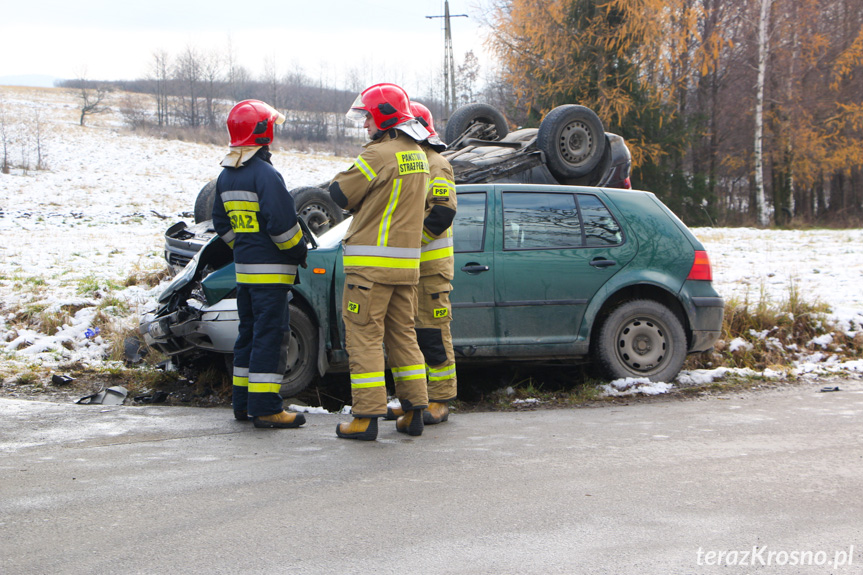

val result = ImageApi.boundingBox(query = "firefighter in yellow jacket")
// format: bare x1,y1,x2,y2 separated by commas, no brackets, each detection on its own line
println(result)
328,83,431,441
387,102,458,425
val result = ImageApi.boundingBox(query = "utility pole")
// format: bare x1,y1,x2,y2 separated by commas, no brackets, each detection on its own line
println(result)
426,0,468,119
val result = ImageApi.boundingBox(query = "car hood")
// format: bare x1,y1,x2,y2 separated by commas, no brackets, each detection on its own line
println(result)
157,235,222,304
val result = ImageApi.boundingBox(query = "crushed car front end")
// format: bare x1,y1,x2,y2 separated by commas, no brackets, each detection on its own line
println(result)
140,236,238,360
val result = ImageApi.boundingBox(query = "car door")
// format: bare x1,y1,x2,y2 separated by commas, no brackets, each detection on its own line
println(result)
494,189,636,348
450,189,498,351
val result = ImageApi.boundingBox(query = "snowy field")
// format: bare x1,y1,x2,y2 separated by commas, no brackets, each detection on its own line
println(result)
1,87,862,394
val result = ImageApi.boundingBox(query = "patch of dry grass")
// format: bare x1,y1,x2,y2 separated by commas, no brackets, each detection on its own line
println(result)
685,281,860,372
123,262,172,288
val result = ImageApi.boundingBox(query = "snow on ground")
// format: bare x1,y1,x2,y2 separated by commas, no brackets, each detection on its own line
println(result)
0,87,349,374
1,87,862,396
694,226,863,331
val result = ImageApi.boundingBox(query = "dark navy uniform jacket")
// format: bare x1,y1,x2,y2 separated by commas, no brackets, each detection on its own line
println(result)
212,152,307,286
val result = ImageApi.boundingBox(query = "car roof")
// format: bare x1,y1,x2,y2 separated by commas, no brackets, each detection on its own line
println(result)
455,182,647,196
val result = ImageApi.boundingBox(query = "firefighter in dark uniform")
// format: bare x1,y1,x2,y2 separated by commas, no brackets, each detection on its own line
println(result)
387,101,458,425
328,83,431,441
212,99,308,429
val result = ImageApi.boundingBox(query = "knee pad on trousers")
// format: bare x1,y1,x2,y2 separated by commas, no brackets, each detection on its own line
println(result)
415,327,447,366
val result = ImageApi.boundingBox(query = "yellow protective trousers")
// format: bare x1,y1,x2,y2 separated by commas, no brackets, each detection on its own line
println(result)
342,274,429,417
415,275,457,402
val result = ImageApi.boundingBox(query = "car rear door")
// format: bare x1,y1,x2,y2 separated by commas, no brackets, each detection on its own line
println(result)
493,188,637,348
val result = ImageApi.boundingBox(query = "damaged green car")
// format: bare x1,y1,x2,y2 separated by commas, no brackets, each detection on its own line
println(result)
140,183,724,396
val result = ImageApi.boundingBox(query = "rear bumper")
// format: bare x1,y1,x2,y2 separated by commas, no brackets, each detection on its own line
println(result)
688,296,724,352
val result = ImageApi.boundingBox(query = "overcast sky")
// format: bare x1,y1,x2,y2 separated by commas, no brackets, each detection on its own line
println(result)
0,0,494,95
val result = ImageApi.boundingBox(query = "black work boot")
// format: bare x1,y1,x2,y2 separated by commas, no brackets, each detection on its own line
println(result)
336,417,378,441
234,409,250,422
423,401,450,425
253,411,306,429
396,408,424,436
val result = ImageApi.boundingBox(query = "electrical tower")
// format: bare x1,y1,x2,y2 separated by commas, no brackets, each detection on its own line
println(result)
426,1,468,119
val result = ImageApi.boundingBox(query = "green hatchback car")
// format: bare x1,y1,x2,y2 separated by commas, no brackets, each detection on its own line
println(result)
141,183,724,396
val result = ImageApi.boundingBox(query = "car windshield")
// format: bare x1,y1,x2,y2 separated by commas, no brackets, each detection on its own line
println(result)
315,216,352,249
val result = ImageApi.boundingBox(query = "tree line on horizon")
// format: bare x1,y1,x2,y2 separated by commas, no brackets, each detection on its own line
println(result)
58,43,485,151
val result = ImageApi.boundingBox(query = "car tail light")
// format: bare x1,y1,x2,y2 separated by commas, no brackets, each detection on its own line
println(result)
622,177,631,189
687,250,712,281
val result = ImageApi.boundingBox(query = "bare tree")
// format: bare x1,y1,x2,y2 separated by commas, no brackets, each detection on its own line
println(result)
225,35,250,102
75,73,110,126
283,61,307,111
33,108,46,170
200,50,224,126
150,50,171,127
0,102,10,174
19,132,30,174
175,45,203,127
456,50,481,107
119,93,151,129
262,54,280,108
345,66,366,94
229,64,252,101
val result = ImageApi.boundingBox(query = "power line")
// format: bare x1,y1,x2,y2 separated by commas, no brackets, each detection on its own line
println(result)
426,0,468,119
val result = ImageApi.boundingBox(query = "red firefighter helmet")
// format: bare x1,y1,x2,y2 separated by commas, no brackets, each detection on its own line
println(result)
346,83,413,131
410,101,437,138
410,101,446,150
227,99,285,147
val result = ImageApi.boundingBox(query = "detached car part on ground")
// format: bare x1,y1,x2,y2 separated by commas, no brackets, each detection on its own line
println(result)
141,183,723,397
164,103,631,272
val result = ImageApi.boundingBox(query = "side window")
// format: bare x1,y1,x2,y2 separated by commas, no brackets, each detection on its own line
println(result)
453,192,487,253
578,194,623,246
502,192,581,249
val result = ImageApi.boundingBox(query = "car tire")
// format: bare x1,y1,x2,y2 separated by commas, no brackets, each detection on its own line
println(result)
291,186,344,236
194,178,218,223
280,305,319,398
594,299,687,383
537,105,606,180
444,103,510,145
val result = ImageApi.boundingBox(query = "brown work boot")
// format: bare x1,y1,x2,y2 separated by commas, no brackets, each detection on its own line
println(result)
396,409,424,437
336,417,378,441
253,411,306,429
384,405,405,420
423,401,450,425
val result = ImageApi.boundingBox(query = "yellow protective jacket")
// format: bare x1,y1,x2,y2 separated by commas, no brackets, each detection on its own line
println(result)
329,130,430,285
420,145,457,280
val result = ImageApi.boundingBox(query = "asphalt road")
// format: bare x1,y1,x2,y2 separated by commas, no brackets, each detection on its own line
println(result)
1,379,862,575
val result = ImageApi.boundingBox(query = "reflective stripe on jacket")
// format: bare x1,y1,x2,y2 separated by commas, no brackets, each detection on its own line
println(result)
420,146,457,279
212,152,307,286
329,130,429,285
